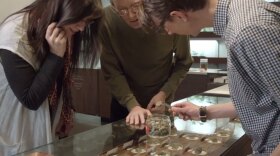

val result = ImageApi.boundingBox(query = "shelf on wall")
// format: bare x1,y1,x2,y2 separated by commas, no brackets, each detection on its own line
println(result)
192,56,227,64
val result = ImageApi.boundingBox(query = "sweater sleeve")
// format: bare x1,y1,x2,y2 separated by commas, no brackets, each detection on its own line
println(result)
160,35,193,97
0,49,64,110
99,25,140,111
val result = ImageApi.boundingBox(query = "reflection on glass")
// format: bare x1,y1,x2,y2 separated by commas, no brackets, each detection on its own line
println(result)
26,152,53,156
165,143,183,151
216,121,235,138
188,146,208,156
150,149,171,156
182,133,201,141
130,147,146,154
174,117,216,135
73,132,105,155
205,135,222,144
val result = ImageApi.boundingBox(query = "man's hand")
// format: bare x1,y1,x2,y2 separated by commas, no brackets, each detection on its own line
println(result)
147,91,166,111
126,106,152,125
171,102,200,121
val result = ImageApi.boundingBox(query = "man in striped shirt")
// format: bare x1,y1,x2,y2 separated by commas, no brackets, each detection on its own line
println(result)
141,0,280,155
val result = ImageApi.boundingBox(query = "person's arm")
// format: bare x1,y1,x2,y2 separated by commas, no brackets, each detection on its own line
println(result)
206,103,237,119
0,49,64,110
234,25,280,107
148,35,192,110
160,35,193,99
271,143,280,156
171,102,237,121
100,28,153,124
99,24,139,111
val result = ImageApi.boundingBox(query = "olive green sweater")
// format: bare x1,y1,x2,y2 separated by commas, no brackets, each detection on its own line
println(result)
99,6,193,111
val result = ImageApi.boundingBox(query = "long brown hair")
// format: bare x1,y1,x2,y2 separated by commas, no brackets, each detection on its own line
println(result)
2,0,103,68
140,0,207,30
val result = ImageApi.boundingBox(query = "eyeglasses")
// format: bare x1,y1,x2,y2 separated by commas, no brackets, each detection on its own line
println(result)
114,2,142,16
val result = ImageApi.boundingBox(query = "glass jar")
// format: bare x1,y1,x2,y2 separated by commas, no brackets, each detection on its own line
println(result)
145,114,171,146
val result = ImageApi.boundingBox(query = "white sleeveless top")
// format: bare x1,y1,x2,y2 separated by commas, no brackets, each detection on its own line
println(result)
0,14,62,156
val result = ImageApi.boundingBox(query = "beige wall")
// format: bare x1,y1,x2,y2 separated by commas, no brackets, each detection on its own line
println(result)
0,0,33,21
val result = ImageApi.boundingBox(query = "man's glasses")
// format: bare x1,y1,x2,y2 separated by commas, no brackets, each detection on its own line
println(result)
113,2,142,16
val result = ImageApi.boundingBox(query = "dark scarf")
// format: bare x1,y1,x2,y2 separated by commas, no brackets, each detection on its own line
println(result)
48,46,74,138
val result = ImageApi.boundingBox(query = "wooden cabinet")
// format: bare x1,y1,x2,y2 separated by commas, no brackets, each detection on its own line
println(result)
221,135,252,156
71,69,111,118
174,74,210,100
71,69,225,118
174,73,226,100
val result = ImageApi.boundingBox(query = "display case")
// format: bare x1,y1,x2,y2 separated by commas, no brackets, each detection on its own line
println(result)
16,95,252,156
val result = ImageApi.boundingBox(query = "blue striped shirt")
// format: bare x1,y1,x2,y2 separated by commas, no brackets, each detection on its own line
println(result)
214,0,280,155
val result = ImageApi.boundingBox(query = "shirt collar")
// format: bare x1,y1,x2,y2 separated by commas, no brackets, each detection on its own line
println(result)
213,0,231,36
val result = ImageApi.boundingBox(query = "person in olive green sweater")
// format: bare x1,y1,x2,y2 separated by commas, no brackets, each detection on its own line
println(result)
99,0,193,124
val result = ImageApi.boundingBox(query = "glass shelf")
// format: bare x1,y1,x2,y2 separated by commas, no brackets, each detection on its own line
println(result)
14,95,247,156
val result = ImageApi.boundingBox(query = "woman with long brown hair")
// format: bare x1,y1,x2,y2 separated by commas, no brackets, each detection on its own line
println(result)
0,0,103,155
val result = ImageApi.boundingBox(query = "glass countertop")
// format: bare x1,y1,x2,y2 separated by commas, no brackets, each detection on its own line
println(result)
16,95,243,156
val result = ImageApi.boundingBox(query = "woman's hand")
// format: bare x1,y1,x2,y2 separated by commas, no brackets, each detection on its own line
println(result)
45,22,67,57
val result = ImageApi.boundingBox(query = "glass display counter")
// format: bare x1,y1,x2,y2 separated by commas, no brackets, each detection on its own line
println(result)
16,95,250,156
